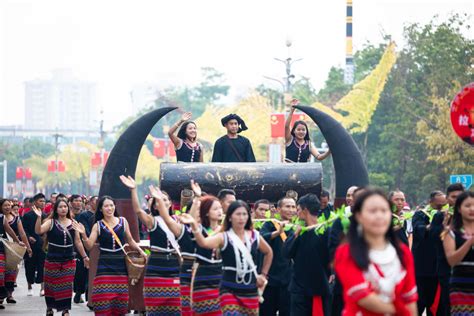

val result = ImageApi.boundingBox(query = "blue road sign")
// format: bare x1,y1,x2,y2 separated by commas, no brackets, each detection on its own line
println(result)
449,174,473,190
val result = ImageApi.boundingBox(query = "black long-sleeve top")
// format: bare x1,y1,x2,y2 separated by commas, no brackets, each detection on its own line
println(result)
260,221,294,286
211,135,256,162
412,210,438,277
328,217,346,295
283,229,330,297
431,212,451,276
22,210,46,250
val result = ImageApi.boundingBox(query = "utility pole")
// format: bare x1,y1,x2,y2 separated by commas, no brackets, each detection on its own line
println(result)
52,128,63,192
0,160,7,198
264,39,302,109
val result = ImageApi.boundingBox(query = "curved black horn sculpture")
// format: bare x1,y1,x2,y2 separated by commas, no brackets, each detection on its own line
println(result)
99,107,178,198
294,105,369,205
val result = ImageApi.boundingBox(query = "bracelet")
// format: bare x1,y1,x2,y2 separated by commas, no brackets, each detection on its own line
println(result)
192,228,201,235
82,255,89,259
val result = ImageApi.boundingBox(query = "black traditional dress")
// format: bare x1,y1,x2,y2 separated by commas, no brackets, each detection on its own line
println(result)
192,225,223,315
176,141,202,162
449,229,474,315
177,224,196,316
91,217,129,315
5,215,21,294
220,229,260,316
285,137,311,163
143,215,181,315
44,219,76,312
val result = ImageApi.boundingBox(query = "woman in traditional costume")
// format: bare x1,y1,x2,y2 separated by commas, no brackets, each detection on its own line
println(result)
168,112,203,162
181,200,273,316
334,188,418,316
120,175,182,315
285,99,330,163
2,199,32,304
443,191,474,315
147,180,203,316
75,196,146,316
34,199,88,316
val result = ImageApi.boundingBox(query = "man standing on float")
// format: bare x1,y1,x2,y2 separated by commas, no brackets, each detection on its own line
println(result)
211,113,256,162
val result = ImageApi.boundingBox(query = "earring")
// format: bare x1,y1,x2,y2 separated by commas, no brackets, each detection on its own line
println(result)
357,223,363,237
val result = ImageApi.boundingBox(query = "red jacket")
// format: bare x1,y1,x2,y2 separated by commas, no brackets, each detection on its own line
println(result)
334,243,417,316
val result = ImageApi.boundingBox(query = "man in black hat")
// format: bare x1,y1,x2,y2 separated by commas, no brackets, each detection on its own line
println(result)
211,113,256,162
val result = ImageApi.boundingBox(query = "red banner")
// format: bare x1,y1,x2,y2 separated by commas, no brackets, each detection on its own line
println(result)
270,113,307,138
451,82,474,145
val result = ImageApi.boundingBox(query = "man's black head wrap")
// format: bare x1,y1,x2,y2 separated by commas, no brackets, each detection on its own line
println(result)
221,113,248,133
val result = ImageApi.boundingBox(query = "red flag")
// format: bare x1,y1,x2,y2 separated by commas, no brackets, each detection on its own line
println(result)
270,113,285,138
91,152,101,167
153,139,166,158
15,167,24,179
25,168,32,179
47,161,56,172
58,161,66,172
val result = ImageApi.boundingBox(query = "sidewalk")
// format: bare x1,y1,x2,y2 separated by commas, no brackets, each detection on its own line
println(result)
3,264,92,315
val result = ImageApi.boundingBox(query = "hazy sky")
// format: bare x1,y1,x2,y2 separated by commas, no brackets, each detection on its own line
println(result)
0,0,472,129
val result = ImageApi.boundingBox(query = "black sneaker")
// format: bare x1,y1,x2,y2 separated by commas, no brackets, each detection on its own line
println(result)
73,293,82,304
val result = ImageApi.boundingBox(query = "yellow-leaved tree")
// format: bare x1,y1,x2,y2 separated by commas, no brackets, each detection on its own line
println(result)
312,42,398,159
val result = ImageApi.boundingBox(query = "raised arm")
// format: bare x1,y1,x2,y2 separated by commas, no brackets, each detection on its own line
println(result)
285,100,298,144
443,230,474,267
73,222,98,251
149,185,183,237
168,112,192,148
34,211,52,235
180,213,224,249
120,175,154,229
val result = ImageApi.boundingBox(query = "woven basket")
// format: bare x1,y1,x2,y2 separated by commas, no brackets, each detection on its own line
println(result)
125,251,146,285
2,239,26,270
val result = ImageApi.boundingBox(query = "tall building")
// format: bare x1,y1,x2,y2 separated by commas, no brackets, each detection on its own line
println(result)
24,69,97,131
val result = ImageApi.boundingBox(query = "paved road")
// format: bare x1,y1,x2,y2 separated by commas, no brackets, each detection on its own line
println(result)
3,263,92,315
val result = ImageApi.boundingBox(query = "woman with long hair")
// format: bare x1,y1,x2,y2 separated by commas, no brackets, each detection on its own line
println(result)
34,199,88,316
168,112,203,162
1,199,32,304
443,191,474,315
181,200,273,316
147,181,202,316
74,195,146,316
120,175,182,315
0,199,23,310
285,99,330,163
334,188,418,315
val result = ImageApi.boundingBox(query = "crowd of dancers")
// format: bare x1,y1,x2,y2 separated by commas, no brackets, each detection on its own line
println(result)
0,104,472,315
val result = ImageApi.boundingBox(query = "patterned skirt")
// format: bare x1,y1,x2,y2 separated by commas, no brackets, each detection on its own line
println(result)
5,266,18,293
450,265,474,316
180,257,195,316
0,252,7,299
92,251,129,316
220,279,259,316
143,252,181,315
192,262,222,316
44,259,76,311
